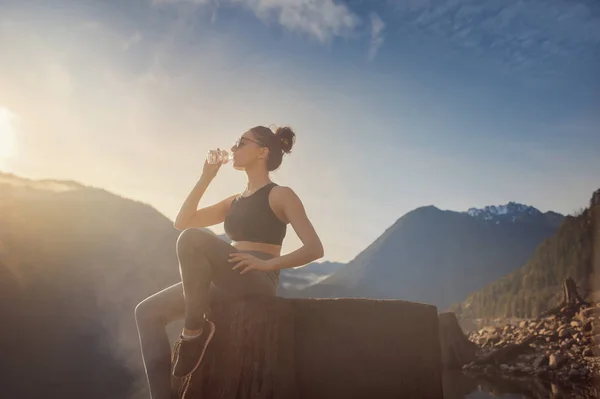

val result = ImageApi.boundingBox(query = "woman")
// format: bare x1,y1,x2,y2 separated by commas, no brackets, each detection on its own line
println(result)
134,125,324,399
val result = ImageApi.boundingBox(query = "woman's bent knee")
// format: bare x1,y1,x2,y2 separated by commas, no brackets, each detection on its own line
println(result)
176,228,216,257
177,228,211,249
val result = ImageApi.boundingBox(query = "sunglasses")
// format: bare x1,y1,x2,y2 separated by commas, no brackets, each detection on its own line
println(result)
234,137,265,149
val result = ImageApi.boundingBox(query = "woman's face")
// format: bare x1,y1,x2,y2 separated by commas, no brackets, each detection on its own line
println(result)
230,131,268,170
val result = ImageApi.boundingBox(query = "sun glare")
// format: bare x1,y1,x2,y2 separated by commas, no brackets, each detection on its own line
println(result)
0,107,17,166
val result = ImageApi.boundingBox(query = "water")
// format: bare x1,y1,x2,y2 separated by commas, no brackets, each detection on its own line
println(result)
443,371,600,398
206,149,232,165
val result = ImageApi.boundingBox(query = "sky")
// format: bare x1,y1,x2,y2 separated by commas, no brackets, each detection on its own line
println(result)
0,0,599,263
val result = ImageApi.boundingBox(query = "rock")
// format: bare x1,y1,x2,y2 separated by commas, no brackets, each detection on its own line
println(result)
560,339,573,349
549,353,567,370
483,326,498,334
465,299,600,386
558,328,572,338
535,320,545,329
568,368,582,378
580,306,600,319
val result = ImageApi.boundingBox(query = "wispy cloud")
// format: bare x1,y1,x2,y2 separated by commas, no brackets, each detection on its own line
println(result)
151,0,360,43
388,0,600,80
368,12,385,61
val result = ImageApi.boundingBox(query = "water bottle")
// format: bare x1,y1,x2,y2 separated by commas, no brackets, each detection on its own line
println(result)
206,149,232,165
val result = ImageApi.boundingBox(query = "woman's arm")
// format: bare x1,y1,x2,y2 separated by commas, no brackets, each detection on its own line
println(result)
266,187,324,271
173,175,236,230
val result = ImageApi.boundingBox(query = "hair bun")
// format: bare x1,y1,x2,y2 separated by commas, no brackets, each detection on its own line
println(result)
275,126,296,154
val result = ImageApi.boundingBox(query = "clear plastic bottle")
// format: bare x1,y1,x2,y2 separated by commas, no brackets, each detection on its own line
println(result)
206,149,232,165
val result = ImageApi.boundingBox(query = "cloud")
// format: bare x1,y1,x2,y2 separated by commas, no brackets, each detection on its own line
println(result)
150,0,360,43
387,0,600,80
237,0,359,42
368,12,385,60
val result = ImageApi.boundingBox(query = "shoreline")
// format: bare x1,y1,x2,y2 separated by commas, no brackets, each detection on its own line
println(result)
460,301,600,390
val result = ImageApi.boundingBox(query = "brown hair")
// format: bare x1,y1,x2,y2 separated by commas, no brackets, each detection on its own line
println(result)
250,125,296,171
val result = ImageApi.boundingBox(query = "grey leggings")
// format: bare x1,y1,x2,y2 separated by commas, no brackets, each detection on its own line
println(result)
134,228,278,399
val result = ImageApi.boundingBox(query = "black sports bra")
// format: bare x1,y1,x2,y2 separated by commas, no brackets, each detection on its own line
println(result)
223,182,287,246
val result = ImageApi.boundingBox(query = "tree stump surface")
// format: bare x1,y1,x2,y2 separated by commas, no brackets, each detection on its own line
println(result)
172,296,444,399
292,298,443,399
172,295,296,399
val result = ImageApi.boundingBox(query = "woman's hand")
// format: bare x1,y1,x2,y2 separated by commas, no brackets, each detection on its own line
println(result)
201,148,223,180
229,253,274,274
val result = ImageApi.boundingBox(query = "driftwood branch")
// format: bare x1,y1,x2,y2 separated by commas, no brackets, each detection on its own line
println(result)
472,335,539,366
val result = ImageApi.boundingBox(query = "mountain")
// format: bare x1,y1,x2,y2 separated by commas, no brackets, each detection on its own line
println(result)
282,203,564,312
0,172,184,398
0,172,343,398
450,189,600,319
279,261,345,291
0,260,27,399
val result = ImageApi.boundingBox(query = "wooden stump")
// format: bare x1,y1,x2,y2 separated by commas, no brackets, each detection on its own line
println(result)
172,295,297,399
292,298,443,399
539,277,590,318
438,312,477,370
172,296,444,399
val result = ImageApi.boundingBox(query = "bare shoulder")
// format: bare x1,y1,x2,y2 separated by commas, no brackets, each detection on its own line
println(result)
269,185,302,224
270,185,297,201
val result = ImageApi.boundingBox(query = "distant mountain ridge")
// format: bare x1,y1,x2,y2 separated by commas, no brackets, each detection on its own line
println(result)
465,201,563,226
282,203,564,311
451,189,600,319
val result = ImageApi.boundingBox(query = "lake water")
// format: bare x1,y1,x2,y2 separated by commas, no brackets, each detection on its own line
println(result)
443,371,600,399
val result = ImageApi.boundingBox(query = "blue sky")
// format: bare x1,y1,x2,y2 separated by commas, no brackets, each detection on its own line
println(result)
0,0,599,262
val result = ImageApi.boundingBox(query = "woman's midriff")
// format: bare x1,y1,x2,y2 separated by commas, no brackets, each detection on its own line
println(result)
232,241,281,257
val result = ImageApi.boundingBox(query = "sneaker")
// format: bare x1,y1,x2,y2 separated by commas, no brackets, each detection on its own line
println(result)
172,320,216,378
